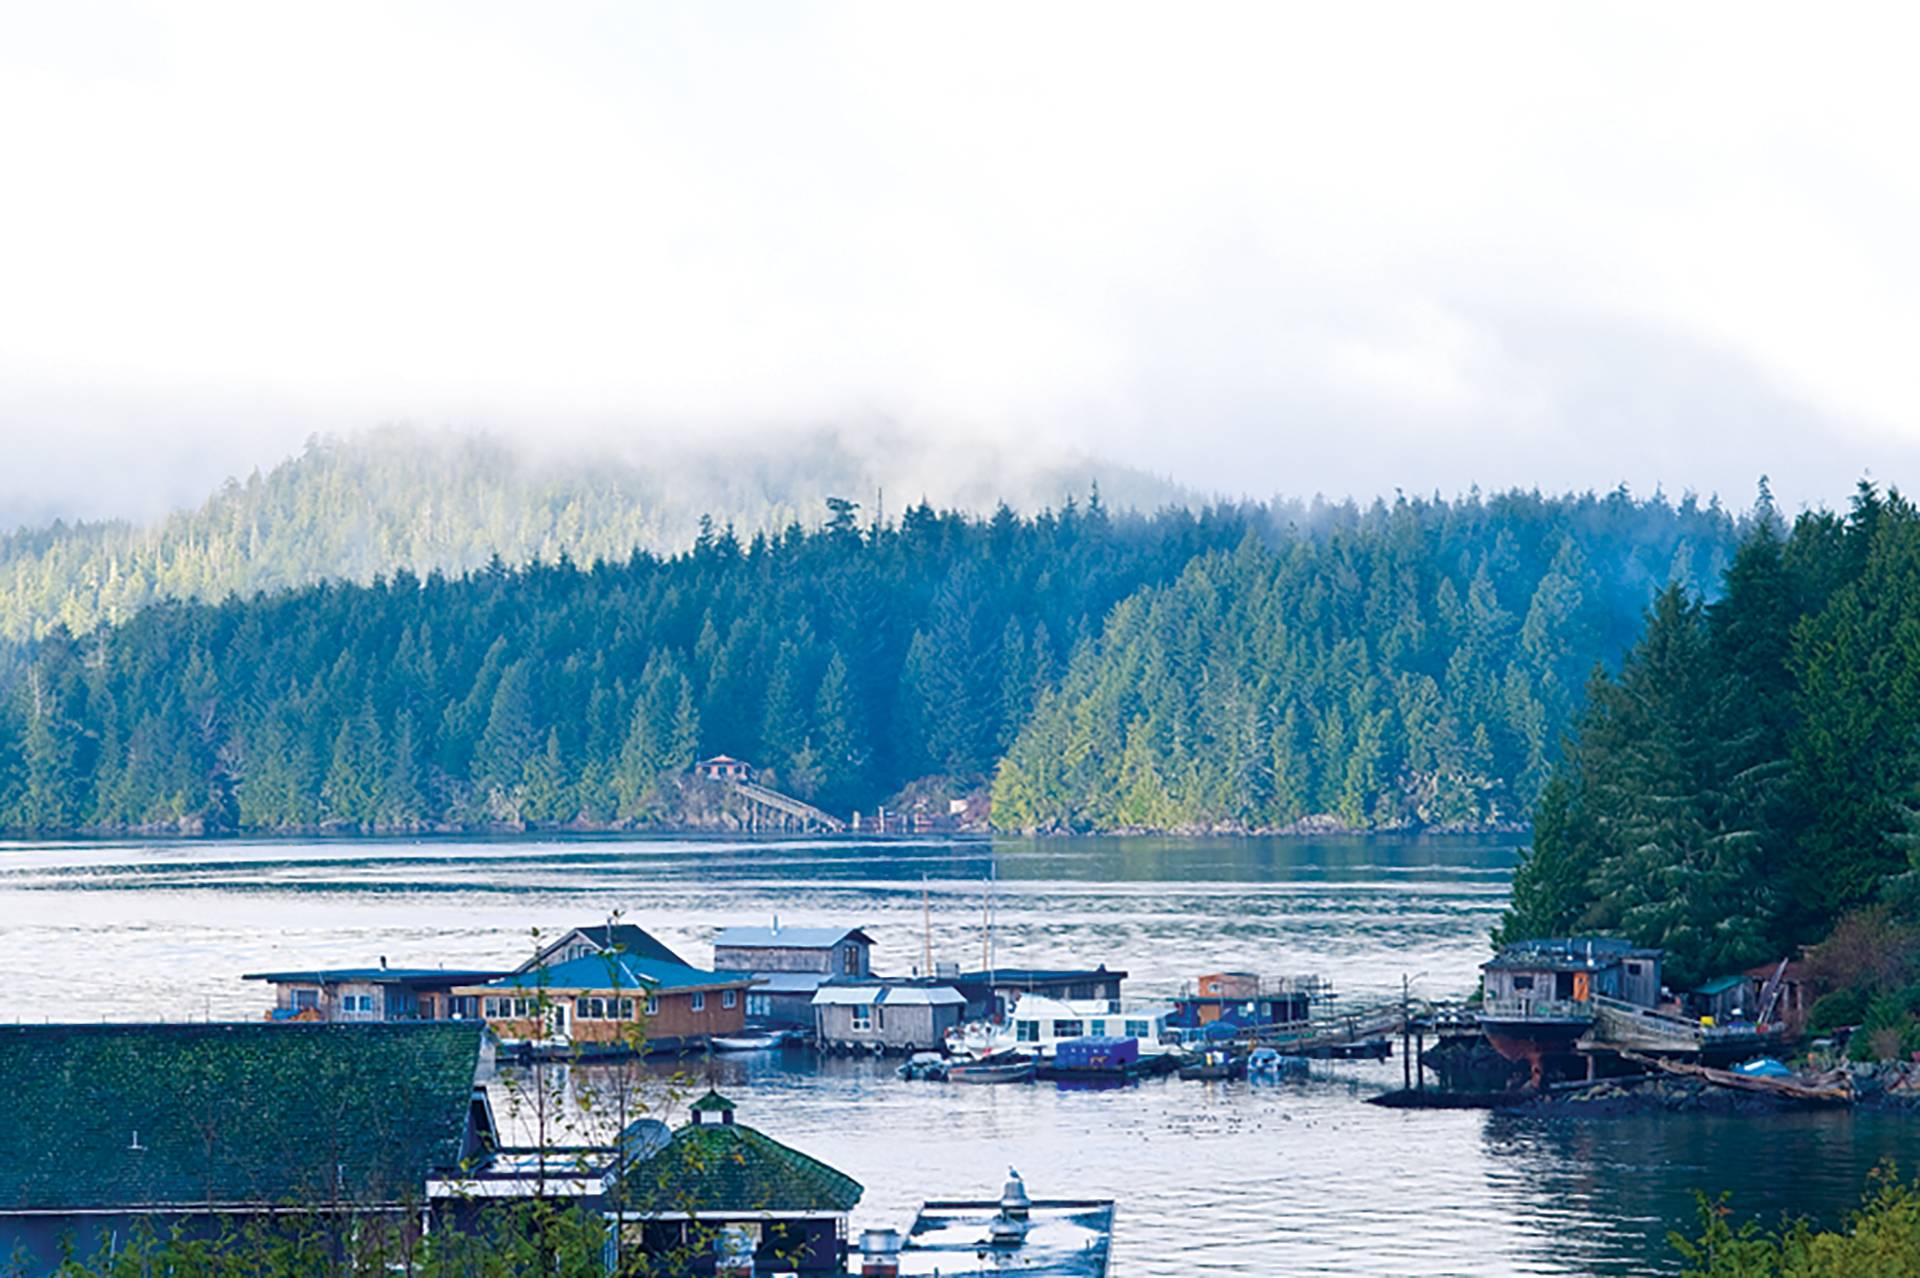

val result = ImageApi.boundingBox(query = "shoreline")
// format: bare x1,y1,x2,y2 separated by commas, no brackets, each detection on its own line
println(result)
0,821,1530,844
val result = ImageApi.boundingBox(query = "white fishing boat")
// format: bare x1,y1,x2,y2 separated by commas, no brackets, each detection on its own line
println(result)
946,993,1178,1061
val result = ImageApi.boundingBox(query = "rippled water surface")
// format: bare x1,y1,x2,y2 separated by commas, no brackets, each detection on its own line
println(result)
2,834,1910,1275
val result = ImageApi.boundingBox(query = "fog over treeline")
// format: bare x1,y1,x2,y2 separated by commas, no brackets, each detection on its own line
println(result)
0,423,1761,645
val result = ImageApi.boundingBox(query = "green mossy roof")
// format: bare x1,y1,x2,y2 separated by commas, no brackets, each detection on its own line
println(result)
0,1022,483,1211
617,1120,862,1216
689,1090,737,1113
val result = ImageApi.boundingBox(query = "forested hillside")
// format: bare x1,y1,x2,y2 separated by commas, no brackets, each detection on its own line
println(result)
992,491,1739,833
0,426,1191,641
0,497,1247,833
0,488,1739,837
1497,483,1920,988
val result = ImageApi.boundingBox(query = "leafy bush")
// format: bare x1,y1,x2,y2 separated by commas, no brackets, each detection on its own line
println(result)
1848,996,1918,1063
1673,1163,1920,1277
1807,989,1867,1035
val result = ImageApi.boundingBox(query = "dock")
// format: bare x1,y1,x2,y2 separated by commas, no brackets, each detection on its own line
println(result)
728,778,847,833
890,1197,1114,1277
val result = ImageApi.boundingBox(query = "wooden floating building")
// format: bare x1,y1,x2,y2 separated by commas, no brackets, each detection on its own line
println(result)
1480,937,1790,1087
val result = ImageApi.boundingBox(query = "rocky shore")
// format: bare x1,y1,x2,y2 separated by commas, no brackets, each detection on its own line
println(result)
1489,1060,1920,1118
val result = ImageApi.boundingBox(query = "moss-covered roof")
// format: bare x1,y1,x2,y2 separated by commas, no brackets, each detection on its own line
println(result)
616,1119,862,1216
689,1090,736,1113
0,1022,483,1211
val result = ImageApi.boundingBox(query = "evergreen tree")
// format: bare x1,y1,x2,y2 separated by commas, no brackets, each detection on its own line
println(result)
473,660,536,803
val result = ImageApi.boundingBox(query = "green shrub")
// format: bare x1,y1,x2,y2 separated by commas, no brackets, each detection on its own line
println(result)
1674,1163,1920,1277
1807,989,1868,1035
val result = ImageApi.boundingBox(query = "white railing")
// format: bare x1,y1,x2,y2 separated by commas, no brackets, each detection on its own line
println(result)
1481,997,1593,1022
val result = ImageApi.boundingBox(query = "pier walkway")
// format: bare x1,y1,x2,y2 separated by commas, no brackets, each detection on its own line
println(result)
728,779,847,834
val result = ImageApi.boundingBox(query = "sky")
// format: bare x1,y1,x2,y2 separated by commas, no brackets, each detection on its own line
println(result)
2,2,1918,524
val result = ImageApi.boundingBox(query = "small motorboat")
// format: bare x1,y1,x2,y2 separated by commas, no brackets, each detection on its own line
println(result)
1246,1047,1310,1078
947,1055,1036,1085
1177,1049,1244,1081
711,1031,787,1053
898,1052,949,1081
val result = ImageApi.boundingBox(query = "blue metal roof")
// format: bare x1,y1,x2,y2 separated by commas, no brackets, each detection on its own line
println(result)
478,954,751,992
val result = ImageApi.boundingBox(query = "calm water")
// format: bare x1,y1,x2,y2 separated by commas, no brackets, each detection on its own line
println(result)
1,833,1911,1275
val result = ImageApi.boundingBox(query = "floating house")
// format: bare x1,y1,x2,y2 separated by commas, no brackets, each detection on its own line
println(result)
517,922,690,973
950,994,1175,1060
714,923,874,1028
0,1023,495,1277
243,965,506,1022
1167,972,1321,1040
605,1090,863,1275
458,954,756,1054
812,980,968,1053
952,966,1126,1022
1480,938,1784,1085
1479,937,1663,1083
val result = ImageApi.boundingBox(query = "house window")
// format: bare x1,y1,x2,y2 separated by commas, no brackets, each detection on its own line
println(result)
343,994,375,1015
851,1006,873,1032
1626,962,1643,976
618,998,634,1018
1016,1020,1039,1043
1090,1019,1109,1037
1125,1020,1150,1038
748,994,770,1017
723,990,737,1009
645,997,659,1016
1512,975,1535,991
1051,1019,1084,1039
291,989,319,1011
691,992,707,1013
842,944,861,974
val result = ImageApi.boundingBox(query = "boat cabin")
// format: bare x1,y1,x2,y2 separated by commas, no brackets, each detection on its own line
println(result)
1481,938,1663,1012
951,994,1172,1060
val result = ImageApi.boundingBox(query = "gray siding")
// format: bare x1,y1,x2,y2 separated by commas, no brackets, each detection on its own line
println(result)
814,1002,960,1052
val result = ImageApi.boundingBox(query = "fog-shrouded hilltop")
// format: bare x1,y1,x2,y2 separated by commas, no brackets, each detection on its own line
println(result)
0,424,1197,642
0,486,1742,838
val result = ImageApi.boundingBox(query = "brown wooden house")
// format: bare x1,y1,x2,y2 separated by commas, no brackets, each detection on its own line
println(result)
458,954,756,1054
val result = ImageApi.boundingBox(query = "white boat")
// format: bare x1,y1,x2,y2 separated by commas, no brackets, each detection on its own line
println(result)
946,994,1177,1061
711,1030,788,1052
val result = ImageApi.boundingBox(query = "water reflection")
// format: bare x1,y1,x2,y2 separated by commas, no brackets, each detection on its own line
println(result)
0,833,1905,1274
